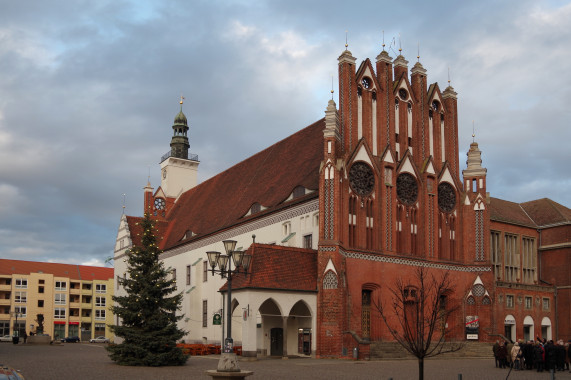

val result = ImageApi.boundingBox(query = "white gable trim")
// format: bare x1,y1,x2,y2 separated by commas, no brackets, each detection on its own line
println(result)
439,167,456,189
425,161,436,175
361,66,377,91
353,144,373,167
324,258,337,275
399,156,416,177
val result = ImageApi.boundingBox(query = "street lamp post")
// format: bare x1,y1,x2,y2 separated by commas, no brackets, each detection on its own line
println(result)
12,310,22,344
206,240,252,373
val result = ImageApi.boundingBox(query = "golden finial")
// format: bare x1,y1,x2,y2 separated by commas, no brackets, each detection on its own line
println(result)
331,75,334,100
122,193,126,214
179,94,185,105
382,30,385,51
472,120,476,142
448,67,451,86
398,33,402,54
417,42,420,62
345,30,348,50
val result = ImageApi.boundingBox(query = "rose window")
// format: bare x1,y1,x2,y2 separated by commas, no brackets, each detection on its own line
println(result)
396,173,418,205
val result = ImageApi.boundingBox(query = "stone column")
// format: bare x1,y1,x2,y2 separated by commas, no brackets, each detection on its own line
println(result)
282,317,288,357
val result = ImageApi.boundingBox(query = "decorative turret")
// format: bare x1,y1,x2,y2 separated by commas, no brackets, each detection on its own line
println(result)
159,97,200,199
170,97,190,159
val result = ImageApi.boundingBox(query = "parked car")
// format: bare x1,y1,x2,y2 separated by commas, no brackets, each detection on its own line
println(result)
89,336,109,343
0,334,13,342
60,336,80,343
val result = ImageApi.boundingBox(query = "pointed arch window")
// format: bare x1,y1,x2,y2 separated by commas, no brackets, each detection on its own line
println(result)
466,295,475,305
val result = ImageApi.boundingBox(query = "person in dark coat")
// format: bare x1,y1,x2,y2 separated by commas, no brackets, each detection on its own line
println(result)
523,341,534,370
534,342,545,372
493,340,500,368
545,340,557,372
555,340,565,371
497,341,508,369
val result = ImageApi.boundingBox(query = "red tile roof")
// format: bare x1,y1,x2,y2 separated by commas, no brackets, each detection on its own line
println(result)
162,119,325,250
219,244,317,292
489,197,535,227
490,197,571,228
125,216,169,250
0,259,113,280
520,198,571,227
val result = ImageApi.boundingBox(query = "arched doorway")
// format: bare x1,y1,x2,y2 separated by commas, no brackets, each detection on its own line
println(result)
259,298,283,357
523,316,534,342
504,314,516,341
541,317,552,340
289,300,313,356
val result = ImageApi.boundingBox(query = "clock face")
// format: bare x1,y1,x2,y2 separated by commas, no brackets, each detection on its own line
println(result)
154,198,166,210
438,182,456,213
396,173,418,205
349,162,375,197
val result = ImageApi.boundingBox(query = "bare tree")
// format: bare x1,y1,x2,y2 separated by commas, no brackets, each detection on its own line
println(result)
375,267,464,380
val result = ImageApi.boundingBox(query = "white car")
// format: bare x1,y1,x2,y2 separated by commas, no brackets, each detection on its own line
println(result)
0,335,13,342
89,336,110,343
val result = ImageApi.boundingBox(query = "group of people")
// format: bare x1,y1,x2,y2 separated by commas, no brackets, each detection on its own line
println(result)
493,338,570,372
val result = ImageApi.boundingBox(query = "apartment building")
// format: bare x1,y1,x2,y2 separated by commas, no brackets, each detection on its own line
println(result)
0,259,114,342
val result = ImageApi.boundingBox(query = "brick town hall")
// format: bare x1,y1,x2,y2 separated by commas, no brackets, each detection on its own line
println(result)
113,42,570,359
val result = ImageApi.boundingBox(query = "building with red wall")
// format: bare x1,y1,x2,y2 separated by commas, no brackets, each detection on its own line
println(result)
114,42,570,358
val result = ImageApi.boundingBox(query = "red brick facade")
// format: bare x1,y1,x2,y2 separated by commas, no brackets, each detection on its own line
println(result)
316,47,569,357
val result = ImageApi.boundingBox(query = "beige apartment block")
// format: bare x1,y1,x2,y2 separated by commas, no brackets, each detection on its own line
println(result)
0,259,114,342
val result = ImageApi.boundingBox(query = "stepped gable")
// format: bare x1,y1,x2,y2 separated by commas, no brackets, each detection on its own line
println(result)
125,215,169,250
0,259,113,280
220,243,317,292
520,198,571,227
489,197,536,227
163,119,325,250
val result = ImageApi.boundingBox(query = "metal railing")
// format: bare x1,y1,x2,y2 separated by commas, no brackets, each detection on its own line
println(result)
160,151,199,164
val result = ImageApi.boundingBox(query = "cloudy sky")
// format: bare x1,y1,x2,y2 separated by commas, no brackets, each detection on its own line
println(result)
1,0,569,267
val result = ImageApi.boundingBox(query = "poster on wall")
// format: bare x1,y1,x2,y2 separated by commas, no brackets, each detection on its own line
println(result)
465,315,479,340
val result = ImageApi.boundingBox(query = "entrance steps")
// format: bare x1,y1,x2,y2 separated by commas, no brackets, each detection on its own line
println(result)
369,341,494,360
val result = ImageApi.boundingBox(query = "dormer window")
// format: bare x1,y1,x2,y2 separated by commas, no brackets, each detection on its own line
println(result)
250,202,261,214
293,186,305,199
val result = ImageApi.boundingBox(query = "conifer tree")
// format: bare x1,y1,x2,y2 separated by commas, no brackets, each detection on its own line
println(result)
107,211,187,366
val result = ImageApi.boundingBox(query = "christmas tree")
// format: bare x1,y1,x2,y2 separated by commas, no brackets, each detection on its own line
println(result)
107,211,188,366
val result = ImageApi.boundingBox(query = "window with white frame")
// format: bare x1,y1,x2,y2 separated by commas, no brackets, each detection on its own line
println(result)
54,308,66,319
95,284,107,293
54,293,66,305
525,296,532,309
55,281,67,291
15,292,27,303
14,306,26,317
15,279,27,289
282,222,291,236
95,309,106,320
506,295,514,308
95,297,106,307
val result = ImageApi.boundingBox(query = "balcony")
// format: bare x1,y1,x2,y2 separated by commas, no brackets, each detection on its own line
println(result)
70,288,80,295
0,284,11,291
0,299,10,306
81,303,92,309
81,316,92,323
70,302,80,308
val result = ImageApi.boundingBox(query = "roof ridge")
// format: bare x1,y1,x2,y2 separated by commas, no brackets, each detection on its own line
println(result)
517,203,537,227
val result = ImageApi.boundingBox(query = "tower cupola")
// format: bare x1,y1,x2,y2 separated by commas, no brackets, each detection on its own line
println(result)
170,97,190,159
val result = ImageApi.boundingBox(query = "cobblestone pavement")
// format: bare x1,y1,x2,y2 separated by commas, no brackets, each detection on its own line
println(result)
1,342,570,380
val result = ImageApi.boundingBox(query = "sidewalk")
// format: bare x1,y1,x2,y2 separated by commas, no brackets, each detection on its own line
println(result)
1,342,569,380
